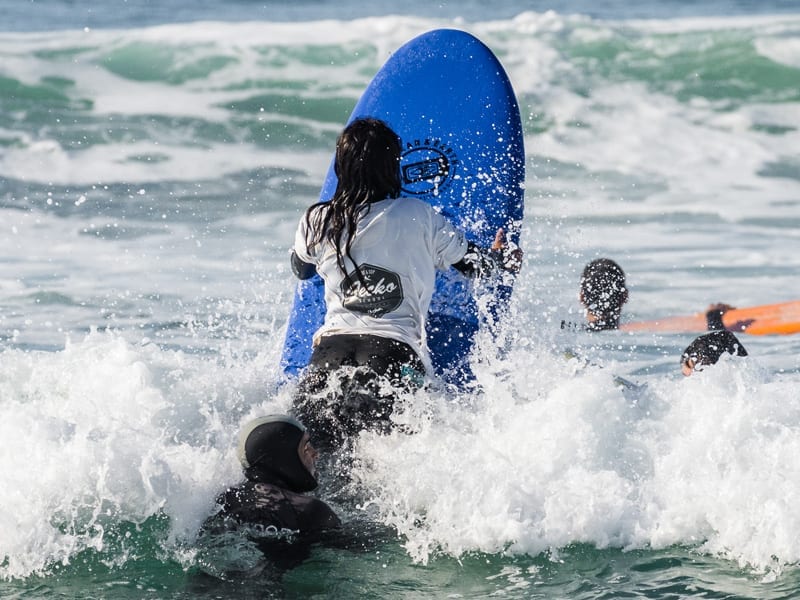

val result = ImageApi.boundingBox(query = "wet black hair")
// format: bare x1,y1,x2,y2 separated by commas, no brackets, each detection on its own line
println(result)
580,258,628,330
680,330,748,371
303,117,402,285
237,415,318,493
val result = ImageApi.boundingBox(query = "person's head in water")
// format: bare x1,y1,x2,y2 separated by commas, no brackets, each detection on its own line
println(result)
680,330,748,377
580,258,628,330
237,414,319,493
305,117,402,283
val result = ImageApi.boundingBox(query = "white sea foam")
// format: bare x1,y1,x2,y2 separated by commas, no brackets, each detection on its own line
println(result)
353,332,800,573
758,35,800,68
0,331,290,579
2,309,799,578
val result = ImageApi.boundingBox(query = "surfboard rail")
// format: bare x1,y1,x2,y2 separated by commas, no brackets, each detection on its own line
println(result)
619,300,800,336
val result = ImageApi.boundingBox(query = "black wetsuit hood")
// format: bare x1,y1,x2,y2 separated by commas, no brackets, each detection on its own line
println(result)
237,415,318,493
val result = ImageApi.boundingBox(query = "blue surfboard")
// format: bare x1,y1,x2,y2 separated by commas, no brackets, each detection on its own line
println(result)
280,28,525,386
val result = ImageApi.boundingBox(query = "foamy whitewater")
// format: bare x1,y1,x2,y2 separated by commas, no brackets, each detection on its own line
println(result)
1,3,800,597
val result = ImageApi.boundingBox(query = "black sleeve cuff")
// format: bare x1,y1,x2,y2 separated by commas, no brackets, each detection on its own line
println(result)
452,242,498,278
291,250,317,280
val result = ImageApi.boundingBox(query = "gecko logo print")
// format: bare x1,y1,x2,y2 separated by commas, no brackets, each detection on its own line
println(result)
400,138,459,197
341,264,404,317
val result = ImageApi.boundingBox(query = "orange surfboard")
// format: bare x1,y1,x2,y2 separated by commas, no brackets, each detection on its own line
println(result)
620,300,800,336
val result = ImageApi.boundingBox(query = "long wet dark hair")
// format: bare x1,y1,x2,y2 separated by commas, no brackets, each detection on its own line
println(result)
303,117,402,282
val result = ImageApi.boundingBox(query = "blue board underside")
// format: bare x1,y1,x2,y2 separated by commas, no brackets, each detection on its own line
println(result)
281,29,525,386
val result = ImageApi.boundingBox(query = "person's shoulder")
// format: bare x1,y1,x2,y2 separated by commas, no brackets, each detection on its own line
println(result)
561,319,613,332
386,196,436,216
216,480,250,503
561,320,587,332
282,489,341,530
201,480,263,533
395,198,459,234
217,481,281,511
306,498,342,530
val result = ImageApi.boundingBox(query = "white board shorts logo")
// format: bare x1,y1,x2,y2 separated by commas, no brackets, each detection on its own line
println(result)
400,138,459,196
341,264,404,317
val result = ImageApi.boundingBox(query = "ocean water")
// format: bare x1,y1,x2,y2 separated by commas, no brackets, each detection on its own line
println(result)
2,1,800,598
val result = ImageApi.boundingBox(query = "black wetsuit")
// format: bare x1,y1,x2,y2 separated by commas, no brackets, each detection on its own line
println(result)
705,307,726,331
213,480,340,533
681,330,748,369
202,479,341,572
560,318,619,332
292,333,425,451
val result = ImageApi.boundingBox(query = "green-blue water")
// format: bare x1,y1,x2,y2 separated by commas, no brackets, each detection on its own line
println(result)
2,1,800,597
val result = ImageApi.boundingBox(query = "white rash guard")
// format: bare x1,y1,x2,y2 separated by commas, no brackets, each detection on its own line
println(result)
293,197,468,371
